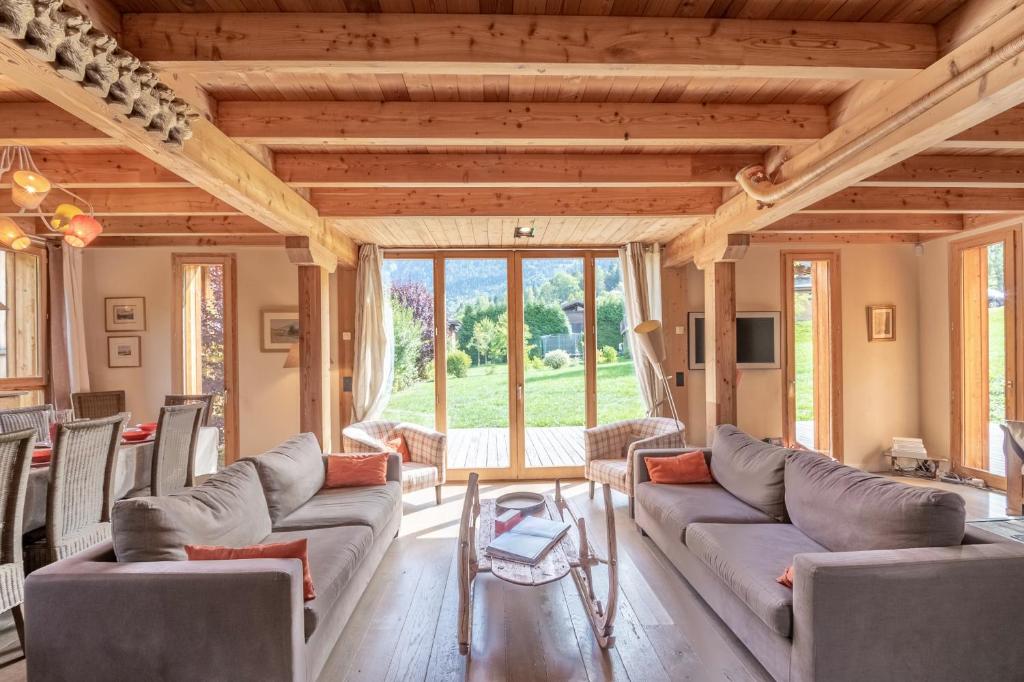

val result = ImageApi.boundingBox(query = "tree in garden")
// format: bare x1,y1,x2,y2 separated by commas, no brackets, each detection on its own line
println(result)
523,301,570,357
471,317,499,365
596,292,626,353
390,282,433,371
391,298,424,392
536,271,584,305
457,298,506,364
200,267,225,435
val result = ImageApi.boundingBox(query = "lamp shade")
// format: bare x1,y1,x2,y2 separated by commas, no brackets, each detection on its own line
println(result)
11,171,50,210
633,319,667,375
64,214,103,247
283,343,300,369
50,203,83,233
0,218,30,251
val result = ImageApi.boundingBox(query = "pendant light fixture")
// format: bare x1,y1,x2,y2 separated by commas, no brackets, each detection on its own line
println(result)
0,146,103,250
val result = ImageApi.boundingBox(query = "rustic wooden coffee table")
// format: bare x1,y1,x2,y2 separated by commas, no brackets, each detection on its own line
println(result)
457,475,618,655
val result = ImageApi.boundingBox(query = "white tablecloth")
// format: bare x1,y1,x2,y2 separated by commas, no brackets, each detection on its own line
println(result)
23,426,220,533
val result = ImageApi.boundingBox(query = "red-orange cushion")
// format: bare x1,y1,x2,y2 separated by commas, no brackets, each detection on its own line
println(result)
645,451,713,484
777,565,795,589
185,539,316,601
386,435,411,463
325,453,388,488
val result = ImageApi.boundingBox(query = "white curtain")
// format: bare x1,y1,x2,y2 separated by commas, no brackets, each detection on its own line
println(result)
351,244,393,422
620,242,664,416
62,245,90,392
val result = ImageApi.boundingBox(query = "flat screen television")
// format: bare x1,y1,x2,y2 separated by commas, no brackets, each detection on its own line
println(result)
688,311,781,370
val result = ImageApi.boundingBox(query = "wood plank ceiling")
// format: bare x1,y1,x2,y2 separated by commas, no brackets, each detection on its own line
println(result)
5,0,1024,252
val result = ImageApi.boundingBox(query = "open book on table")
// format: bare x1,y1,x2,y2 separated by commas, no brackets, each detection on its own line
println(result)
485,515,571,565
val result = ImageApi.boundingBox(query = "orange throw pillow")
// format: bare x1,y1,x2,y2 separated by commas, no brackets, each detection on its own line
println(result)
777,565,795,589
386,435,411,463
325,453,388,488
185,539,316,601
645,451,712,484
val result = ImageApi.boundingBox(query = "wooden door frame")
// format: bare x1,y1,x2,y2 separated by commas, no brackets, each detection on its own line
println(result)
780,251,844,462
0,244,48,397
171,253,239,464
949,227,1022,490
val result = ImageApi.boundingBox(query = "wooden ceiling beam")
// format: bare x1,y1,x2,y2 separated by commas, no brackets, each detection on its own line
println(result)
311,188,720,217
217,101,829,147
805,188,1024,213
860,155,1024,188
663,0,1024,267
0,188,236,217
750,233,925,244
935,107,1024,149
123,13,936,81
963,213,1024,231
0,38,354,269
96,216,274,235
765,214,963,233
0,151,188,188
92,235,286,248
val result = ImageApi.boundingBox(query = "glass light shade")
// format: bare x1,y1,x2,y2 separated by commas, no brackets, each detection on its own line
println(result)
64,214,103,248
0,218,30,250
633,319,667,366
50,203,83,233
11,171,51,210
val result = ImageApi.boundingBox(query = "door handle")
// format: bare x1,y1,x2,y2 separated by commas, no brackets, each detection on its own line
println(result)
517,385,523,402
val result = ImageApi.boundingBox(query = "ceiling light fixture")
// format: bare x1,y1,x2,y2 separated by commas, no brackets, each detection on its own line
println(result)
0,146,103,250
514,225,536,239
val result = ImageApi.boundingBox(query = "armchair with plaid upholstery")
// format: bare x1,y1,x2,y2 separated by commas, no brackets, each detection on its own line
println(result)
342,420,446,505
584,417,685,517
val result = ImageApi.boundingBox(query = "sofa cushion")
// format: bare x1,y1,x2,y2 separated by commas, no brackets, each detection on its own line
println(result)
784,451,966,551
709,425,789,521
273,481,401,536
686,522,828,638
265,526,374,640
635,482,775,542
112,460,272,562
248,433,326,524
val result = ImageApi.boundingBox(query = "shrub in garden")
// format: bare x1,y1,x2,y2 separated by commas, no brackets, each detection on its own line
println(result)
543,349,571,370
391,300,424,392
599,346,618,364
447,349,471,378
596,293,626,353
457,299,506,364
524,301,570,356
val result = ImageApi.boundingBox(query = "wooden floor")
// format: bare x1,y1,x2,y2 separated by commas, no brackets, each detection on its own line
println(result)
448,427,585,470
0,477,1007,682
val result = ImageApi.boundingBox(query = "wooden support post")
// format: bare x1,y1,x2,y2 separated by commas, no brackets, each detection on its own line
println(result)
703,262,737,438
661,265,688,434
298,265,332,451
337,267,356,430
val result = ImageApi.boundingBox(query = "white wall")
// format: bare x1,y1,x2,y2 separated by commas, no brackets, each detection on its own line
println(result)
82,246,311,456
679,243,921,471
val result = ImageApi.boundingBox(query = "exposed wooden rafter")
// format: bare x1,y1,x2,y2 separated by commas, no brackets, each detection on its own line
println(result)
122,13,938,81
764,214,963,234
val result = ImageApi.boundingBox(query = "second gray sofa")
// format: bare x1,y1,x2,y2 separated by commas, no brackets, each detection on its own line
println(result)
635,425,1024,682
24,433,402,682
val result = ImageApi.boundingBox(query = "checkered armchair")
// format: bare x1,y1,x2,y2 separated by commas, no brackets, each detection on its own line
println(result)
342,420,446,505
584,417,685,517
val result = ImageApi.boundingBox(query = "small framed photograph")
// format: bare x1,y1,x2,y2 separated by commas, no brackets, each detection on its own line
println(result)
262,309,300,352
867,305,895,342
107,336,142,368
105,297,146,332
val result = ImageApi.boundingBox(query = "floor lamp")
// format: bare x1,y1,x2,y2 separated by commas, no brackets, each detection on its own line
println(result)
632,320,683,434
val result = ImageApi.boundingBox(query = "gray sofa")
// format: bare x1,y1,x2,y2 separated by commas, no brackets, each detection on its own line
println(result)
635,425,1024,682
23,433,402,682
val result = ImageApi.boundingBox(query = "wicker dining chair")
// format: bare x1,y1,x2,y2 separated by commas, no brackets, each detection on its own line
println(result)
164,394,215,427
0,404,55,445
149,403,204,497
72,391,126,420
24,415,125,573
0,429,36,652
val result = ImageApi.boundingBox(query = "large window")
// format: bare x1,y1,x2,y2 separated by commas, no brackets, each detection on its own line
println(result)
595,257,644,424
0,246,46,407
381,258,436,429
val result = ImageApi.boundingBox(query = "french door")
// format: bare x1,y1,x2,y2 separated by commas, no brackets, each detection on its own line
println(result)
951,229,1021,489
382,250,641,480
171,254,239,464
781,252,843,460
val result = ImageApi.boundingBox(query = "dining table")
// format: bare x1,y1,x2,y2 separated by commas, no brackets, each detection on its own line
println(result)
22,426,221,533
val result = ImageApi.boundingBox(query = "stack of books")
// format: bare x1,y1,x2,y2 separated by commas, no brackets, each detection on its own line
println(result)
891,437,929,460
485,516,570,565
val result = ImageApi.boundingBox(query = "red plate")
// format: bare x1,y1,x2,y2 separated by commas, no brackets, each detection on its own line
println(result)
137,422,158,434
122,430,151,443
32,448,51,466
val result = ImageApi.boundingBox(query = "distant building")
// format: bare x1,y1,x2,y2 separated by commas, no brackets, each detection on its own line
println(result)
562,301,585,333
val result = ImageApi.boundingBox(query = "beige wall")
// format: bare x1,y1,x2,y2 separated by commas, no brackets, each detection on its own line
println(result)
677,243,921,471
81,246,333,457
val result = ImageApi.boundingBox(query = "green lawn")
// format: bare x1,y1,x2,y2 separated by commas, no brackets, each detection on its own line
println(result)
382,359,646,428
794,319,813,421
990,305,1006,421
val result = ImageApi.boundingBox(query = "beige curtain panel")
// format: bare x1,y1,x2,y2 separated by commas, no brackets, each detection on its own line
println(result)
620,242,664,417
351,244,393,423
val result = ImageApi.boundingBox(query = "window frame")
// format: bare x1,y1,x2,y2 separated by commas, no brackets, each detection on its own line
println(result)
0,243,48,396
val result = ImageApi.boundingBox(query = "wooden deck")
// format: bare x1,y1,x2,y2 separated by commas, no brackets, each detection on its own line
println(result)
448,426,584,470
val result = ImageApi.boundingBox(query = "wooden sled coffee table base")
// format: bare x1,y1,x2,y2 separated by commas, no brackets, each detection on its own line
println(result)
457,475,618,655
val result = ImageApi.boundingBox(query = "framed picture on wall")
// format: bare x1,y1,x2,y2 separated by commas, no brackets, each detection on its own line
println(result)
261,309,300,352
107,336,142,368
867,305,895,342
105,297,146,332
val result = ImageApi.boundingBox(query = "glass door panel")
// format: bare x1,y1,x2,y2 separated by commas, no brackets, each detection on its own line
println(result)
381,259,436,429
519,256,586,473
444,257,512,474
594,256,645,424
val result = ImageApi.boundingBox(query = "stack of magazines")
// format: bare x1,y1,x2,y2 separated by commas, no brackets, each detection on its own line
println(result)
485,516,571,565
